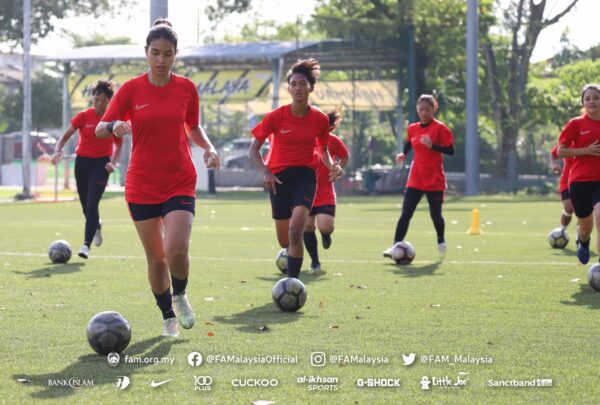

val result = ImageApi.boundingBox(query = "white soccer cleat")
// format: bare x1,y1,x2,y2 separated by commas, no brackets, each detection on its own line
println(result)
308,262,321,274
93,219,103,247
173,294,195,329
438,242,447,259
162,317,180,337
383,246,394,259
78,245,90,259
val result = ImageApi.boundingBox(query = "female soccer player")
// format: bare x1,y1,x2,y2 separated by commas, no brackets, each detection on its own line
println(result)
51,79,122,259
384,94,454,260
549,145,574,232
96,19,220,337
249,58,342,279
557,84,600,264
303,107,350,272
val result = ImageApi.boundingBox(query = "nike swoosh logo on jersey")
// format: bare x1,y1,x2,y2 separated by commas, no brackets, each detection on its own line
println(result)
280,129,292,134
150,379,173,388
581,130,591,135
85,124,94,128
135,104,150,110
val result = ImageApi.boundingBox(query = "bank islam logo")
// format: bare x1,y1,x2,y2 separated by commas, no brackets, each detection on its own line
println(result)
107,352,120,368
402,353,416,366
115,376,131,390
420,372,468,390
188,352,203,367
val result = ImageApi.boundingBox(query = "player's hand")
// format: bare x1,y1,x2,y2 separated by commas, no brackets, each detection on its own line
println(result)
585,140,600,156
51,152,63,165
204,148,220,169
105,162,116,173
550,162,561,174
112,121,131,138
395,153,406,165
328,164,343,182
420,135,432,148
263,170,282,194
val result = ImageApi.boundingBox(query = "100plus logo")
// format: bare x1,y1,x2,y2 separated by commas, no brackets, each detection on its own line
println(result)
194,376,213,391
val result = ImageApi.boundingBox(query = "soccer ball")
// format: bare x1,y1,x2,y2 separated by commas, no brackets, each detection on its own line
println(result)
86,311,132,355
548,227,569,249
391,241,416,265
588,263,600,292
272,277,307,312
275,248,288,274
48,240,72,264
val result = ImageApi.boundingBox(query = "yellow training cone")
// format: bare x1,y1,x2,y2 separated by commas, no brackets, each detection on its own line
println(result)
468,208,482,235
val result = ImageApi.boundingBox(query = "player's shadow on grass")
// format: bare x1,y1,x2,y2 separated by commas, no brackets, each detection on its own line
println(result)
387,261,442,278
560,283,600,309
549,248,577,259
257,271,327,286
14,262,85,279
14,335,187,399
213,302,307,333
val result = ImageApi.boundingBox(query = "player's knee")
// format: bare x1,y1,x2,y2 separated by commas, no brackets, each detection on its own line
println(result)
166,245,188,264
147,256,167,272
304,223,316,232
288,224,304,242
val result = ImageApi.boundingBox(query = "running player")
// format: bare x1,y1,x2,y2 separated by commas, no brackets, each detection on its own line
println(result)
557,84,600,264
549,145,574,232
303,107,350,272
384,94,454,260
96,19,220,337
51,79,122,259
249,58,342,279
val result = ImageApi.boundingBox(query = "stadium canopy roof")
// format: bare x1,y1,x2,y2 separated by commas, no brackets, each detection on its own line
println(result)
46,39,400,72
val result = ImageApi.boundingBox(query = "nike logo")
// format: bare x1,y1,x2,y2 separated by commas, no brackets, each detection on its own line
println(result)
85,124,95,128
581,130,591,135
150,379,173,388
135,104,150,110
180,201,192,205
280,129,292,134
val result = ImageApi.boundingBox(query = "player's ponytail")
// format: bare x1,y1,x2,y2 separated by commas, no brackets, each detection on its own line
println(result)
146,18,178,49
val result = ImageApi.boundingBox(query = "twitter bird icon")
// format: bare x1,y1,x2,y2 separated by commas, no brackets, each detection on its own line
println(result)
402,353,416,366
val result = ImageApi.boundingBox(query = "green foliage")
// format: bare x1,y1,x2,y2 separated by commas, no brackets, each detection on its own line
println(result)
61,30,133,48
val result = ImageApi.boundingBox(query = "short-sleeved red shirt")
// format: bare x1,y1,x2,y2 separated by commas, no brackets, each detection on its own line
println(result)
313,134,350,207
71,108,121,158
251,104,329,174
550,144,573,193
406,119,453,191
102,73,199,204
558,114,600,183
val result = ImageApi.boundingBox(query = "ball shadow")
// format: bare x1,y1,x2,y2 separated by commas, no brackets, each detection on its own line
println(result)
13,262,85,278
212,302,309,333
560,283,600,309
387,261,442,278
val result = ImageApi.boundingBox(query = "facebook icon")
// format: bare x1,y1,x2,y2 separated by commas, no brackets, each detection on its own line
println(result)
187,352,203,367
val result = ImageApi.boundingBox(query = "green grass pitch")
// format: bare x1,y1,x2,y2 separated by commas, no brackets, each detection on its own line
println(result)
1,192,599,404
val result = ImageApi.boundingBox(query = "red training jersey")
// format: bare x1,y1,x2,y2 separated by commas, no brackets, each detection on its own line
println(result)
251,104,329,174
72,108,122,158
405,119,453,191
313,134,350,207
558,114,600,184
550,144,573,193
102,73,199,204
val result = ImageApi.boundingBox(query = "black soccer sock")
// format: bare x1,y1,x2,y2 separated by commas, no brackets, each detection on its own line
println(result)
321,233,332,249
287,255,303,279
171,275,188,296
437,237,445,244
84,241,91,248
153,287,176,320
580,238,590,248
303,232,319,264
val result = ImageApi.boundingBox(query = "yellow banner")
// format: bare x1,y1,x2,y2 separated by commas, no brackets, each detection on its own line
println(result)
190,70,272,104
68,73,139,111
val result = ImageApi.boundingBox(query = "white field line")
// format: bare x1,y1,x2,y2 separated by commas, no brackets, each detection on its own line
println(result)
0,251,579,267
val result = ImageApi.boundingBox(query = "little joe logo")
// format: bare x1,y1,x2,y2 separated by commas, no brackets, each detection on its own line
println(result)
420,372,469,390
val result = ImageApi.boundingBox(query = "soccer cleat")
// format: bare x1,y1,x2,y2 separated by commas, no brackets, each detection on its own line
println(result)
308,262,321,273
322,233,332,249
78,245,90,259
383,246,393,259
438,242,447,259
93,219,103,247
172,293,195,329
162,317,179,337
576,239,590,265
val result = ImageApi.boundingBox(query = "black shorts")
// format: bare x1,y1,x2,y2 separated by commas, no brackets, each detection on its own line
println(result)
270,167,316,220
560,188,570,201
127,195,195,221
569,181,600,218
310,204,336,217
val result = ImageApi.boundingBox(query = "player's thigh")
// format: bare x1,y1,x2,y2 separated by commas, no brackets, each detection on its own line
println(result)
316,213,335,234
163,209,194,255
133,217,166,261
275,219,290,247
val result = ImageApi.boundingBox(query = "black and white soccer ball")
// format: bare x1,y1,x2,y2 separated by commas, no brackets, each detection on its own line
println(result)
588,263,600,292
548,227,569,249
391,241,416,265
272,277,307,312
275,248,288,274
86,311,132,355
48,240,72,263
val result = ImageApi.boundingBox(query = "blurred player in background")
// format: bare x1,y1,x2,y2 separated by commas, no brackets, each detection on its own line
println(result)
51,79,122,260
96,19,219,337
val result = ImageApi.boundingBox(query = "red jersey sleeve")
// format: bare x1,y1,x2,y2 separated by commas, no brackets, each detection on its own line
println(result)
102,81,132,122
316,114,329,148
252,111,278,142
330,135,349,160
558,119,578,147
185,82,199,129
70,111,86,129
550,145,558,160
439,123,453,146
